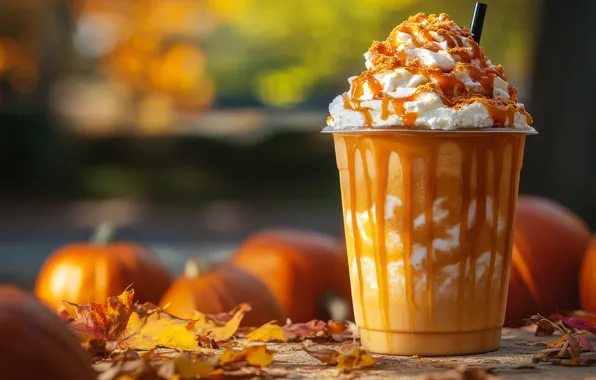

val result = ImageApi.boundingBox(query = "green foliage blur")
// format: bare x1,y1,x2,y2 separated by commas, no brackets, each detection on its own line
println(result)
205,0,535,108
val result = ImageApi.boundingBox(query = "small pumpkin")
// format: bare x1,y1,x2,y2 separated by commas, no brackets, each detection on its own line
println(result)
230,228,352,323
0,285,96,379
34,223,172,311
505,195,591,326
580,235,596,314
159,259,285,327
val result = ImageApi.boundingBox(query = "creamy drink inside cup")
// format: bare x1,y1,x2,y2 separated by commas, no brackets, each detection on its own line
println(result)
324,13,535,356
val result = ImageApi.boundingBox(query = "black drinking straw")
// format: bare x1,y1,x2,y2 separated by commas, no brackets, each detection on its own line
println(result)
470,2,487,43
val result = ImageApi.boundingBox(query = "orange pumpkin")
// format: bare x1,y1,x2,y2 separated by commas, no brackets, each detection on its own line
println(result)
580,235,596,313
230,228,352,323
505,195,591,326
159,259,285,327
34,223,172,311
0,285,96,379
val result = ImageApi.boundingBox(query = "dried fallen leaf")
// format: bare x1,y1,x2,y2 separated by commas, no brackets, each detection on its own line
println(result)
246,319,352,343
545,334,569,349
485,364,536,374
246,322,286,342
94,352,151,380
282,319,328,341
67,287,135,341
532,348,560,363
203,304,249,326
560,315,596,335
82,339,117,360
120,303,249,351
336,348,376,372
525,314,567,337
193,303,251,342
210,366,290,379
171,355,215,379
302,342,341,364
565,334,582,365
121,312,199,351
218,345,275,369
423,365,503,379
578,335,595,352
327,321,347,341
525,313,596,367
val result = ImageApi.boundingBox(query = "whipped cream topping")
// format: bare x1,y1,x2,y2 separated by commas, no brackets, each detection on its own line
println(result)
326,13,534,131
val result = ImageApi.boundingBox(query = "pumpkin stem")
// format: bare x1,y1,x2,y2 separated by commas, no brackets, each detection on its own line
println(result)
184,257,211,278
91,222,116,244
320,291,350,322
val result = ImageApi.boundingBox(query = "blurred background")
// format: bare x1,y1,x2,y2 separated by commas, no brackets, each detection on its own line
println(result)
0,0,594,289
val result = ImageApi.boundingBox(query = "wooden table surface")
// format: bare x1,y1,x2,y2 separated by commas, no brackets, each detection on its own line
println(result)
262,327,596,379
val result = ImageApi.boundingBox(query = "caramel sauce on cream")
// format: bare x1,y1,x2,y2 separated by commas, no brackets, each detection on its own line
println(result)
343,13,533,128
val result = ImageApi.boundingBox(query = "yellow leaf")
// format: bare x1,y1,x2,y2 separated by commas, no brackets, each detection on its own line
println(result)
174,356,215,379
245,345,275,367
246,322,286,342
120,312,199,351
219,345,274,368
337,348,376,372
190,303,250,342
120,303,249,351
188,311,217,328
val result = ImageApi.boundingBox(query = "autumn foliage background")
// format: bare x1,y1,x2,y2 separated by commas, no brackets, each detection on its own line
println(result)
0,0,595,332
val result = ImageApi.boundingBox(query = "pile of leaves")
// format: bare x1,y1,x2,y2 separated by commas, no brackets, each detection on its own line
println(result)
525,313,596,366
60,287,376,379
60,286,596,379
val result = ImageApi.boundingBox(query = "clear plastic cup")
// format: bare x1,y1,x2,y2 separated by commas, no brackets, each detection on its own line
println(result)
325,128,536,356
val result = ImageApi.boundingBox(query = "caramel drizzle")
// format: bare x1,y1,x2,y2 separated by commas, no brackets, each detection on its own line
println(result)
486,141,504,327
346,143,368,328
336,133,526,351
342,13,532,128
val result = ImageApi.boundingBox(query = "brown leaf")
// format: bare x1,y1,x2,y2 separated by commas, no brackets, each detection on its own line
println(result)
82,339,118,360
302,342,341,365
170,355,215,379
532,348,560,364
203,305,249,326
422,366,503,379
208,366,290,379
525,314,567,336
336,348,376,373
282,319,328,341
218,345,275,369
567,335,582,363
545,335,569,349
247,319,354,343
66,287,135,341
94,358,149,380
532,340,596,367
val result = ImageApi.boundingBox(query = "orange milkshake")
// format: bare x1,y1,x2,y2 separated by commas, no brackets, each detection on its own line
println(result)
324,13,535,356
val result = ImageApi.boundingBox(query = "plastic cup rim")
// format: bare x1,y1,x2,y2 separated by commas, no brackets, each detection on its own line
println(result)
320,126,538,135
